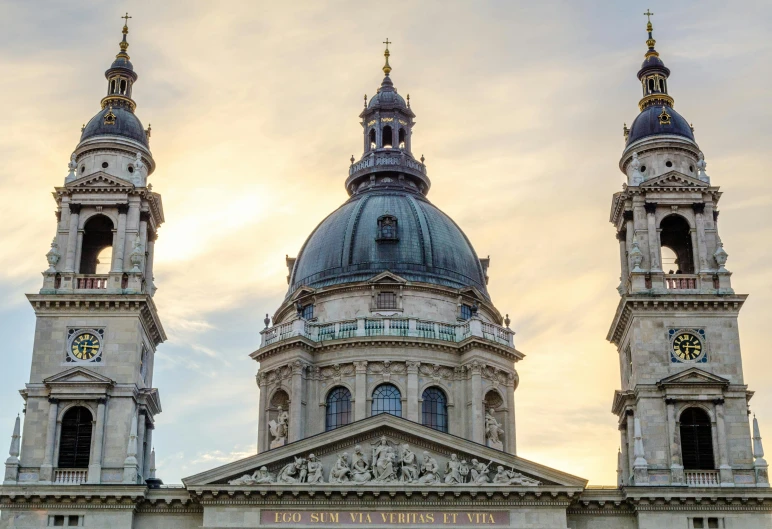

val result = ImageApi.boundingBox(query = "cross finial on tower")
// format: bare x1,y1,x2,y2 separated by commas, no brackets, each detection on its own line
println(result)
643,9,654,23
382,38,392,76
122,12,132,28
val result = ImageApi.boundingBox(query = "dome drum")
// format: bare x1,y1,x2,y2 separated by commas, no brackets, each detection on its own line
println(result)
346,151,430,195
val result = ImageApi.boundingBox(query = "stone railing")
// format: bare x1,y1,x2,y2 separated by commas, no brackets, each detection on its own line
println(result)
665,274,699,291
75,274,109,289
54,468,88,484
260,317,515,350
685,470,719,487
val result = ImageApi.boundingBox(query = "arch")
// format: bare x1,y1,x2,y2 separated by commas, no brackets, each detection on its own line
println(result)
269,388,290,410
369,129,376,150
57,406,93,469
421,387,448,432
325,386,352,431
680,407,715,470
382,126,393,148
79,214,114,274
110,79,117,94
398,128,406,148
648,78,655,93
660,214,695,273
119,79,127,95
371,383,402,417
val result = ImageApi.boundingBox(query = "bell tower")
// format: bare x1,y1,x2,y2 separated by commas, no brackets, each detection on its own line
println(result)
4,16,166,487
608,15,767,489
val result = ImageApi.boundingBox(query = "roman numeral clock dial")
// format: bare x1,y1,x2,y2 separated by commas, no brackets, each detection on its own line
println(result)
673,332,703,361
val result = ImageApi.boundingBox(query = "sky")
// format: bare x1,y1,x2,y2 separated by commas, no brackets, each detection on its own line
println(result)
1,0,771,486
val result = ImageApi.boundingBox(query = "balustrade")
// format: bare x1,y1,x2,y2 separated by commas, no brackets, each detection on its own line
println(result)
75,275,108,289
685,470,719,487
54,468,88,484
665,274,698,290
259,316,515,349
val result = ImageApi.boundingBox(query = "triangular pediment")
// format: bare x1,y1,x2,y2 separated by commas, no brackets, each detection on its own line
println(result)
290,286,316,303
67,171,134,189
640,171,709,189
43,367,115,386
459,286,486,302
658,367,730,387
182,414,587,490
367,271,408,284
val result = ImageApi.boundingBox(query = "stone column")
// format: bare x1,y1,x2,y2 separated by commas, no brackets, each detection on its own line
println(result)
143,427,153,479
469,362,484,445
87,399,107,484
644,203,660,271
112,204,129,272
506,373,517,454
289,361,306,443
139,212,150,275
146,233,156,292
256,373,267,453
617,230,629,283
619,427,630,485
136,412,147,481
64,205,81,272
666,399,684,484
354,361,368,421
692,203,709,272
626,411,635,478
715,399,734,486
406,361,419,423
40,398,59,482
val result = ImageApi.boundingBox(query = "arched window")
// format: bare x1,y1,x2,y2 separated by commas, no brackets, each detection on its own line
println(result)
369,129,376,150
382,126,393,148
58,406,93,469
119,79,127,95
110,79,117,94
398,128,406,149
79,215,114,274
325,386,352,431
660,215,695,274
680,407,715,470
371,383,401,417
421,387,448,432
648,78,655,93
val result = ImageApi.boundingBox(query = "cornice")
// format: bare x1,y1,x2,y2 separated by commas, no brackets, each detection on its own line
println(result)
607,295,747,346
0,484,149,508
26,293,167,346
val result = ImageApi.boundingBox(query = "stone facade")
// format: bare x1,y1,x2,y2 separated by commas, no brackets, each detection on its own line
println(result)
2,17,772,529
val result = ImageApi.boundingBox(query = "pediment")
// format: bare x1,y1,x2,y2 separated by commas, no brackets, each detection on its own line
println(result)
658,367,729,387
367,271,408,284
290,286,316,303
44,367,115,386
458,286,486,302
640,171,708,189
67,171,134,189
183,414,587,489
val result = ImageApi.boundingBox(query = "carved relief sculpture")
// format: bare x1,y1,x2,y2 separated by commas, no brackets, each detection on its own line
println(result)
351,445,372,483
329,452,351,483
306,453,325,484
418,451,441,484
400,444,419,483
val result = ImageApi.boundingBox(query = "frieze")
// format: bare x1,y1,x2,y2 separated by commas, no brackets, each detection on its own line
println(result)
261,510,510,526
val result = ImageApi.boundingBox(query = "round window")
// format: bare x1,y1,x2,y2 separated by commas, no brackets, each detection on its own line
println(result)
128,166,134,173
80,166,85,173
689,165,694,172
640,165,647,172
666,161,673,168
101,162,109,169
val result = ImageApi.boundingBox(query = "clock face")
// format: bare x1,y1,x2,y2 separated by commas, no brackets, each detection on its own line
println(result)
673,332,703,361
70,332,101,361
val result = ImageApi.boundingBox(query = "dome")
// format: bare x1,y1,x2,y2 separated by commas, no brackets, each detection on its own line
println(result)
368,89,407,109
80,106,148,147
288,190,489,299
627,105,694,145
109,55,134,71
637,54,670,78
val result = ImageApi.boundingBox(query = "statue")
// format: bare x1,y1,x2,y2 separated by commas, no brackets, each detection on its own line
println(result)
129,235,144,273
505,467,541,486
444,454,462,484
306,453,324,484
329,452,350,483
485,410,504,450
66,153,77,182
276,457,304,484
230,466,276,485
45,238,61,273
399,444,419,483
418,451,440,484
459,459,470,484
493,466,510,484
629,241,644,273
696,151,710,183
630,152,643,185
372,436,397,482
269,406,289,449
351,445,372,483
470,459,491,484
133,152,145,185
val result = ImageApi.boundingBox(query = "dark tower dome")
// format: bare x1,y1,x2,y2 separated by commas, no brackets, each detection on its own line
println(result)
625,14,696,147
78,13,150,148
288,42,489,300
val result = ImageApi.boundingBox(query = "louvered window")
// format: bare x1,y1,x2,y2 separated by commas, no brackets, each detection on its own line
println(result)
680,407,715,470
57,406,93,468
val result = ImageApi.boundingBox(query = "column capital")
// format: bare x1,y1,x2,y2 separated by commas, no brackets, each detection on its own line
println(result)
623,210,634,221
290,360,308,375
69,203,82,214
139,211,151,222
713,398,725,406
117,204,130,215
406,361,420,373
353,360,368,373
468,361,483,375
48,397,59,405
665,398,677,406
644,202,657,214
692,202,706,214
616,230,627,241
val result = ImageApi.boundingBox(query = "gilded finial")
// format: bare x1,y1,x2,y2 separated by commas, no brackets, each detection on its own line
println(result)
382,38,392,76
407,93,410,108
364,94,367,108
643,9,656,51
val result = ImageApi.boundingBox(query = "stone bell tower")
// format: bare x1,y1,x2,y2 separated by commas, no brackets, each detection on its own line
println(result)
608,16,767,489
4,16,165,487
